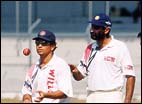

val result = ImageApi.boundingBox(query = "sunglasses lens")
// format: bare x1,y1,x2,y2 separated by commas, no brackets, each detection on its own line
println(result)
35,40,49,46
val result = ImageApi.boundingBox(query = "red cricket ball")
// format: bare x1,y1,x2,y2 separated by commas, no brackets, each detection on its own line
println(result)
23,48,31,56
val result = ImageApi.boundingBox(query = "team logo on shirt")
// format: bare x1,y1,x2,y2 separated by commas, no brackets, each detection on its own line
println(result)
104,56,115,62
47,69,55,91
125,65,133,70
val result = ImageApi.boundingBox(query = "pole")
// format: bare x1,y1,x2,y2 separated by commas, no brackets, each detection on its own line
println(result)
28,1,32,67
86,1,93,44
105,1,110,16
28,1,41,67
88,1,93,21
16,1,20,56
16,1,20,34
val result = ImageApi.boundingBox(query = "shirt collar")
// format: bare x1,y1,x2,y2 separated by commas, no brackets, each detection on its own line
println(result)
92,35,115,50
105,35,115,48
35,54,56,68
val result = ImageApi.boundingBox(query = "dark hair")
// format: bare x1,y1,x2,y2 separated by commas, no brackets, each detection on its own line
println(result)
137,32,141,38
50,42,57,52
50,41,56,45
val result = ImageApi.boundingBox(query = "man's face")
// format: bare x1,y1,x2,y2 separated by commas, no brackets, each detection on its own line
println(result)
90,24,106,41
35,39,54,56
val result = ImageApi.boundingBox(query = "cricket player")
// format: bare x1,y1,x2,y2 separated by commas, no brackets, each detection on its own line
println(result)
69,13,135,103
22,30,73,103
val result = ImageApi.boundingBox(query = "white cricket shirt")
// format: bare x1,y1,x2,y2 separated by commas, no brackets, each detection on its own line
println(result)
78,36,135,91
22,54,73,103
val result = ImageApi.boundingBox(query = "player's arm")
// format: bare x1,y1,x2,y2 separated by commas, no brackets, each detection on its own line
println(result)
34,90,67,102
69,64,84,81
124,75,135,103
22,64,35,103
23,94,32,103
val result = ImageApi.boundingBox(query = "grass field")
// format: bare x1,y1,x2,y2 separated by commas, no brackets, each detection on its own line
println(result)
1,98,141,103
1,98,85,103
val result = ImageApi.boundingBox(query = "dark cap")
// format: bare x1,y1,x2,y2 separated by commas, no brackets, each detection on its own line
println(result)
88,13,112,28
33,30,56,43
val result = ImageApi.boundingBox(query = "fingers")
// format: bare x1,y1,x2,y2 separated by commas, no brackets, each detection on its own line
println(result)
34,98,41,102
68,64,79,73
34,90,44,102
23,99,32,103
68,64,76,70
37,91,44,98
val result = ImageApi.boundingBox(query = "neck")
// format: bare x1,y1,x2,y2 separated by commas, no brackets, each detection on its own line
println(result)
40,52,53,68
97,37,112,49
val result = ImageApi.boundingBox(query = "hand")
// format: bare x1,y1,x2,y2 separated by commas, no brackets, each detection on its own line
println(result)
23,94,32,103
68,64,78,73
124,99,131,103
34,90,45,102
23,99,32,103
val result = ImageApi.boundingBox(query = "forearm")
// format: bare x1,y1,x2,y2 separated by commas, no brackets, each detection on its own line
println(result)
72,70,84,81
69,64,84,81
44,90,67,99
23,94,32,103
124,75,135,103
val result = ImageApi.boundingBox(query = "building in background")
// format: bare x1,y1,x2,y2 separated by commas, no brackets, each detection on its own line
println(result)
1,1,141,35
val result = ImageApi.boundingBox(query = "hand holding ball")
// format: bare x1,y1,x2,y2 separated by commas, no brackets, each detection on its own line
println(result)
23,48,31,56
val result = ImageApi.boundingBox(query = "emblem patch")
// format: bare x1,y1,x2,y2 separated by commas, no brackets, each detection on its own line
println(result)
95,16,100,20
40,31,46,36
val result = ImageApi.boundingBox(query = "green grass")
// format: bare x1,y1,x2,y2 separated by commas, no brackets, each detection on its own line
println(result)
1,98,85,103
70,98,86,103
1,98,141,103
1,98,22,103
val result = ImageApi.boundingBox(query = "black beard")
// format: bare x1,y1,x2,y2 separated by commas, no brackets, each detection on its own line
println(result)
90,32,106,41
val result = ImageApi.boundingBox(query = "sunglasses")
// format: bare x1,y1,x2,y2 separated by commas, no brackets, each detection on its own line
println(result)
92,25,105,30
35,40,50,46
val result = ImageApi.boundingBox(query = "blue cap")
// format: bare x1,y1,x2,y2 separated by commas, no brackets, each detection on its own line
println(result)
88,13,112,28
33,30,56,43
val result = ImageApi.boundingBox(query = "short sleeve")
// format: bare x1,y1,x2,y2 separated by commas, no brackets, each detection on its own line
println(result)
56,62,73,97
120,43,135,77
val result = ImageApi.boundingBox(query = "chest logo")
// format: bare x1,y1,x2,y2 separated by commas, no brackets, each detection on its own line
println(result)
104,56,115,62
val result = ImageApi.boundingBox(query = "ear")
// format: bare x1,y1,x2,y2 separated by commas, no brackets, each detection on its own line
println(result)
51,45,57,51
104,27,110,34
51,46,55,51
51,48,54,51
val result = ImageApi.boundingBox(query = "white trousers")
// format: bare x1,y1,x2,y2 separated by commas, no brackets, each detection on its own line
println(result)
86,90,123,103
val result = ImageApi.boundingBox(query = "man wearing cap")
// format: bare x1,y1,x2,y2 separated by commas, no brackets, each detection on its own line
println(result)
22,30,73,103
69,13,135,103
